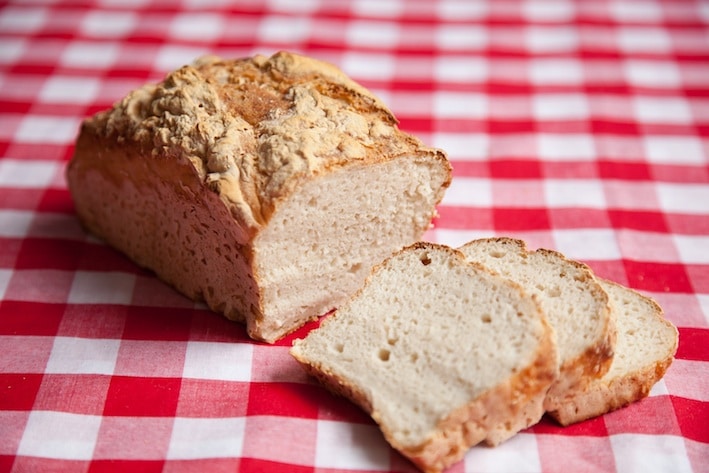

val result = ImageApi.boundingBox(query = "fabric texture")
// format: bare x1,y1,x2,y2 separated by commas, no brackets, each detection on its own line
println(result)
0,1,707,472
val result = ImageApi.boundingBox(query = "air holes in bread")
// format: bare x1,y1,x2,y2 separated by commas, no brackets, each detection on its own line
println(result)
378,348,391,362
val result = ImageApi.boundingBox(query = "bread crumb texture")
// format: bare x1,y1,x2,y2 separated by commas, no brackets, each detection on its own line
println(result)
91,51,427,240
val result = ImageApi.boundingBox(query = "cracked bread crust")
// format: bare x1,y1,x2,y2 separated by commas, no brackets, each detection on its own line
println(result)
87,51,437,243
67,51,451,342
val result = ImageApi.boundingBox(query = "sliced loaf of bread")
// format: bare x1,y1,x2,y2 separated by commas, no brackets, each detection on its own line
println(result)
291,242,558,473
552,278,678,425
458,238,615,423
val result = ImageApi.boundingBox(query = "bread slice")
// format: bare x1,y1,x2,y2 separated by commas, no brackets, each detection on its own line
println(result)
66,51,451,342
552,278,678,425
458,238,615,423
291,242,558,473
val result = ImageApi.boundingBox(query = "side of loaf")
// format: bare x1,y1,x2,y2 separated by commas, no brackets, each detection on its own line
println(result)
66,51,451,343
291,242,559,473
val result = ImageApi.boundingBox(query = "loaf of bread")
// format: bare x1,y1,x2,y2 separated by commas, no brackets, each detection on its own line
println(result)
458,238,616,424
291,242,559,473
552,278,678,425
66,51,451,342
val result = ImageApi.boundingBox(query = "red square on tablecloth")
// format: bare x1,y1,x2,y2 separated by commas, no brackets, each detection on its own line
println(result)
246,382,320,419
103,376,181,417
0,373,42,410
176,379,249,418
0,301,64,336
121,306,193,342
671,397,709,443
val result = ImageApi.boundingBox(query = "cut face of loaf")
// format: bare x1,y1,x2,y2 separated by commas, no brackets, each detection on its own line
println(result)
66,51,451,343
553,279,678,426
458,238,615,423
291,242,559,473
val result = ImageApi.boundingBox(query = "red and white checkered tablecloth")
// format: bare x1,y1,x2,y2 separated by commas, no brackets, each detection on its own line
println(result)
1,0,707,472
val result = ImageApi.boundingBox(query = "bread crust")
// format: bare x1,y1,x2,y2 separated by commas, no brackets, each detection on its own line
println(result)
67,52,451,342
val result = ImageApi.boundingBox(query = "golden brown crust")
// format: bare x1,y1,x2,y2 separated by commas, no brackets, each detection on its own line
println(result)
82,51,446,242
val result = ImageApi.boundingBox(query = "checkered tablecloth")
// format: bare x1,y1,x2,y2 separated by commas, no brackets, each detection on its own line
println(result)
1,0,707,472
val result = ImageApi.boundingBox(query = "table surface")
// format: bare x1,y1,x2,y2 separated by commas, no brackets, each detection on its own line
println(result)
1,1,707,472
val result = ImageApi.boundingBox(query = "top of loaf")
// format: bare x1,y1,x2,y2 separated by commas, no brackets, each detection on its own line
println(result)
86,51,445,240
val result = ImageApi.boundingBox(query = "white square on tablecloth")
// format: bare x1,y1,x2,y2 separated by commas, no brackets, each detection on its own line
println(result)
0,6,47,34
436,25,488,50
553,229,621,260
315,420,390,469
538,134,596,161
673,234,709,264
625,60,681,88
351,0,403,17
266,0,321,13
533,93,589,120
633,96,693,124
658,183,709,214
441,177,492,207
347,20,400,47
81,11,136,38
437,0,487,19
616,229,679,264
0,269,11,300
526,26,578,52
39,76,101,104
15,116,81,145
464,432,541,472
155,45,209,73
433,92,487,119
61,41,119,68
643,136,705,164
434,56,487,82
182,341,253,381
258,15,311,43
68,271,136,305
523,0,575,21
18,411,102,460
341,52,396,81
618,27,671,53
0,210,33,237
530,58,583,85
610,434,693,473
170,13,224,41
544,179,606,208
44,336,121,375
0,159,58,188
167,417,246,459
610,1,663,22
0,38,26,64
432,132,489,161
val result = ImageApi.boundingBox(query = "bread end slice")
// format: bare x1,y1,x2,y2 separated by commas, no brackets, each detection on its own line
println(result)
291,242,558,473
458,237,615,416
550,279,678,426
